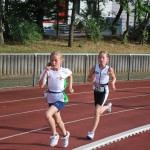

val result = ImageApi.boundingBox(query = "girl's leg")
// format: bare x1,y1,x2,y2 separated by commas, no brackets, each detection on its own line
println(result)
91,105,108,132
53,111,67,136
91,105,101,132
100,105,109,114
54,111,70,148
46,105,58,135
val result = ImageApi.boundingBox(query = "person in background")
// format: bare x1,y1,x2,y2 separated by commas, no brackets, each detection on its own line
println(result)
39,51,74,148
87,50,116,140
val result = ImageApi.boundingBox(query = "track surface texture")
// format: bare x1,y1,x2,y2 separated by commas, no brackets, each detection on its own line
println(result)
0,80,150,150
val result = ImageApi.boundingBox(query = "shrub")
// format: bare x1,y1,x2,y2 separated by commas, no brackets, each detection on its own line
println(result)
85,18,102,43
9,19,42,44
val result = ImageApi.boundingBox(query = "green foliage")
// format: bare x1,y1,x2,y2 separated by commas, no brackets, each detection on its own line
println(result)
123,36,128,44
143,29,149,43
85,18,102,43
8,19,42,44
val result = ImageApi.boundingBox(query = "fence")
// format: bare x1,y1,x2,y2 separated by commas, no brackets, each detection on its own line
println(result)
0,53,150,89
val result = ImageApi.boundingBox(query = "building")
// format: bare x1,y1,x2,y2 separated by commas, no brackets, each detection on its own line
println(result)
43,0,135,35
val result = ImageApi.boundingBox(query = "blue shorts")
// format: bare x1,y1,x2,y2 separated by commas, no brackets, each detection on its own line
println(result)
49,101,65,111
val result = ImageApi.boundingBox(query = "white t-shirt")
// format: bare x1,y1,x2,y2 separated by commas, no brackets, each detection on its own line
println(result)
40,67,72,103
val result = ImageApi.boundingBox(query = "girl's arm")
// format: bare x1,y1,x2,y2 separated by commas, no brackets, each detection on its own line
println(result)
87,65,96,83
68,74,74,93
109,67,116,91
39,71,47,88
39,66,51,88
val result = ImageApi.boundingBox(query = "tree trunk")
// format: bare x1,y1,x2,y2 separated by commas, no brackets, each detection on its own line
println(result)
3,0,10,40
0,0,4,44
139,14,150,45
0,18,4,44
111,5,123,35
123,6,129,40
68,0,78,47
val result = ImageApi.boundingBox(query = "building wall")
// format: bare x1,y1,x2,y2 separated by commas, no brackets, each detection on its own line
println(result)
111,0,134,34
68,0,135,35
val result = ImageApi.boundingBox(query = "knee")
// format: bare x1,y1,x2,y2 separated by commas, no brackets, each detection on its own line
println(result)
95,109,100,116
95,108,102,116
45,110,52,120
55,118,63,125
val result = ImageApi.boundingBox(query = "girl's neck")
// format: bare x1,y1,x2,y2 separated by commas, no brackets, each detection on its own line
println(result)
51,67,61,71
99,64,106,69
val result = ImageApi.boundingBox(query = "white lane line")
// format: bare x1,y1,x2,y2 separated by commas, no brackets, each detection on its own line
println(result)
0,105,149,141
0,127,48,141
73,124,150,150
65,105,150,124
108,93,150,101
0,92,93,104
0,94,150,118
0,108,46,118
0,97,43,104
116,86,150,91
0,86,150,104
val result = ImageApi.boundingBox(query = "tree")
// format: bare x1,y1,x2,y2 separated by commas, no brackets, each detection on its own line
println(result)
111,1,124,35
136,0,150,44
3,0,67,41
0,0,4,44
122,0,131,42
110,0,135,35
68,0,79,47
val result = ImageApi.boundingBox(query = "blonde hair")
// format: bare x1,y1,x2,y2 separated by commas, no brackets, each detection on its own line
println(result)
99,50,110,58
50,51,64,62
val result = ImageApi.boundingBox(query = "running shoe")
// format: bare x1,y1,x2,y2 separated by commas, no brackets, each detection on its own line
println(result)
62,131,70,147
50,134,59,147
87,131,94,140
107,102,112,112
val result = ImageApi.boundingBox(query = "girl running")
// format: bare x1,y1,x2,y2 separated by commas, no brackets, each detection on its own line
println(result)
39,51,74,147
87,50,116,140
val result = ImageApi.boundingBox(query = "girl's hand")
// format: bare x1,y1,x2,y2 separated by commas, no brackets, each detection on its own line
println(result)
111,83,116,91
92,76,96,83
45,66,51,73
69,87,74,93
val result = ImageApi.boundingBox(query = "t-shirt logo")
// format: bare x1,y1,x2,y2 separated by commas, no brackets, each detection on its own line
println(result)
57,76,64,80
94,71,99,74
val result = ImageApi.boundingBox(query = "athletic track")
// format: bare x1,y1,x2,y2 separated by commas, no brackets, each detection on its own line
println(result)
0,80,150,150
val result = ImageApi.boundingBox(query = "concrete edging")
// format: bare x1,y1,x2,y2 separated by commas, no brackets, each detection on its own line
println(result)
73,124,150,150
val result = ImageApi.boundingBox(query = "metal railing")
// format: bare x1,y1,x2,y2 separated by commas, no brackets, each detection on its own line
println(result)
0,53,150,89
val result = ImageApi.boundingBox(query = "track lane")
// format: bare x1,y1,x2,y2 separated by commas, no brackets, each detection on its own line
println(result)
1,105,150,150
0,80,150,150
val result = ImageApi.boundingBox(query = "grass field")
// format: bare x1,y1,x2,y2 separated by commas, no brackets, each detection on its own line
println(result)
0,36,150,54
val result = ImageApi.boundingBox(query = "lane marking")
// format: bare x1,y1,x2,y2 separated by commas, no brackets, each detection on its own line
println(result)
0,86,150,104
0,108,46,118
0,94,150,118
0,105,150,141
0,127,48,141
0,92,93,104
73,124,150,150
0,97,43,104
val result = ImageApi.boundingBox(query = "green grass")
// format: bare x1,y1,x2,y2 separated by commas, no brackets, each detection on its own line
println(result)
0,36,150,54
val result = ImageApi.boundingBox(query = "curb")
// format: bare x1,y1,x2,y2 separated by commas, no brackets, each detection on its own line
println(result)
73,124,150,150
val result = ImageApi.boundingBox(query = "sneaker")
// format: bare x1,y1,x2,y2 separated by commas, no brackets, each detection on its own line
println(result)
87,131,94,140
62,131,70,148
107,102,112,113
50,134,59,147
